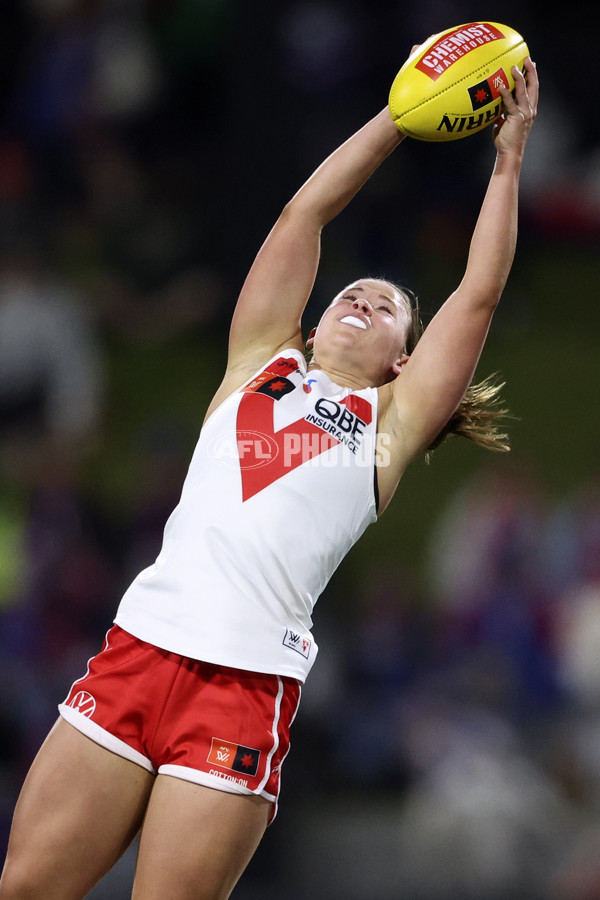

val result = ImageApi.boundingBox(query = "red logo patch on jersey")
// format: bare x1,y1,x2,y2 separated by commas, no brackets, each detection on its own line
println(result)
242,357,299,394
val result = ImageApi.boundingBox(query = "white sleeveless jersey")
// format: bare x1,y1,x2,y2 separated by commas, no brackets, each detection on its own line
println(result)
115,349,379,682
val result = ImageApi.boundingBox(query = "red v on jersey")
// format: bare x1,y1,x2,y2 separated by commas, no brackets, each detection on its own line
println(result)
236,391,338,501
236,357,374,501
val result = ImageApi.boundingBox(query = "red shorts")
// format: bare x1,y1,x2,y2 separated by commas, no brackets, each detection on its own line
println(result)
59,625,302,821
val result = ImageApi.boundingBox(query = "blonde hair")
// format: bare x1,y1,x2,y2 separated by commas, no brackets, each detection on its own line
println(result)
388,280,511,462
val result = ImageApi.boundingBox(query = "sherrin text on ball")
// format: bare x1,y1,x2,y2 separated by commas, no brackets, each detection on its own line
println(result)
389,22,529,142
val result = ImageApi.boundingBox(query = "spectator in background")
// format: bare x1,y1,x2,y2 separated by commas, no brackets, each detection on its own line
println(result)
0,234,103,459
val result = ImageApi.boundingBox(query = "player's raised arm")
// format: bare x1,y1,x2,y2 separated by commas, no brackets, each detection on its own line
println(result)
225,108,405,378
386,58,538,463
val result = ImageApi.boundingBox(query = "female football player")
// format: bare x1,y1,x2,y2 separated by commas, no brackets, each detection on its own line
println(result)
0,53,538,900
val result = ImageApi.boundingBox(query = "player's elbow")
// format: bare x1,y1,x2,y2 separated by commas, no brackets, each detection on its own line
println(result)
483,288,503,311
279,196,323,236
451,283,503,315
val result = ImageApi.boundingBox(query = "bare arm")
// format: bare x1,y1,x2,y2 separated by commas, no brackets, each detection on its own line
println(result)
224,110,405,378
382,60,539,467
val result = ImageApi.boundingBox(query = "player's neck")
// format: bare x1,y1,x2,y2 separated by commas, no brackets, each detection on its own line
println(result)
307,360,373,391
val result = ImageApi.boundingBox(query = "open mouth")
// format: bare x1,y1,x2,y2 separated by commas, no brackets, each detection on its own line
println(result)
340,315,367,330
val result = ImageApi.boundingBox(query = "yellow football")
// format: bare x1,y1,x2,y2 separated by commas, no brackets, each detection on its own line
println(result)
389,22,529,142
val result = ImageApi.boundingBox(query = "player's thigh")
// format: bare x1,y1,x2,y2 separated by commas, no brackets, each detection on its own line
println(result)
0,717,154,900
133,774,270,900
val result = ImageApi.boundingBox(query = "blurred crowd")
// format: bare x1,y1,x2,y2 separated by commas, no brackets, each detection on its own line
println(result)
1,1,599,898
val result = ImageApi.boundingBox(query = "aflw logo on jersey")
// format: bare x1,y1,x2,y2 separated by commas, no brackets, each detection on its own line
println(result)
283,628,312,659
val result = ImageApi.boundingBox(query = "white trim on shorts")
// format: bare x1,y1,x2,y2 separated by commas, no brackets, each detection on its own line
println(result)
59,662,302,820
257,675,284,797
158,764,268,798
58,703,156,774
275,679,302,792
158,675,288,809
58,706,272,802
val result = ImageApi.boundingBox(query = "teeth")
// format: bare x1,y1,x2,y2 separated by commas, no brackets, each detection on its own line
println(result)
340,315,367,330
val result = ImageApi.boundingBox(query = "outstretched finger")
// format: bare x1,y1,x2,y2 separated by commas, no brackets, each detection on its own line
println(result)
522,57,539,112
508,68,529,115
514,63,538,123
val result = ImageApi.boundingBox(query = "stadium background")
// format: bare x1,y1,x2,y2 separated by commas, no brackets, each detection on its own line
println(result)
0,2,598,897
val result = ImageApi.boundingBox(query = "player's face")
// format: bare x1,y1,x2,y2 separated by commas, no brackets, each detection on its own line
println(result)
311,280,411,384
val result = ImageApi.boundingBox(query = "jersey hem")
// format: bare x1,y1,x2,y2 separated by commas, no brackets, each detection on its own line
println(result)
112,618,312,683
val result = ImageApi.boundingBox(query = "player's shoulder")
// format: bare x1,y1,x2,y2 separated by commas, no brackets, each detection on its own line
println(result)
203,343,306,422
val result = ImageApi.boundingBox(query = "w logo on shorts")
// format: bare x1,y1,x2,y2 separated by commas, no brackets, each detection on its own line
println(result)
67,690,96,718
207,737,260,777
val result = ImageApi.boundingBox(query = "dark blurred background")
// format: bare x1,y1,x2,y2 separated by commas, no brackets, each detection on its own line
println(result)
1,2,599,898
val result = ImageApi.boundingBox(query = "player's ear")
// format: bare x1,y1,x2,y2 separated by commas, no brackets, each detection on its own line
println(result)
391,352,410,376
305,327,317,350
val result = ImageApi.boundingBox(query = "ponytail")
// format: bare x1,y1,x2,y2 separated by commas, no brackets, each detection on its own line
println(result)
425,374,511,462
